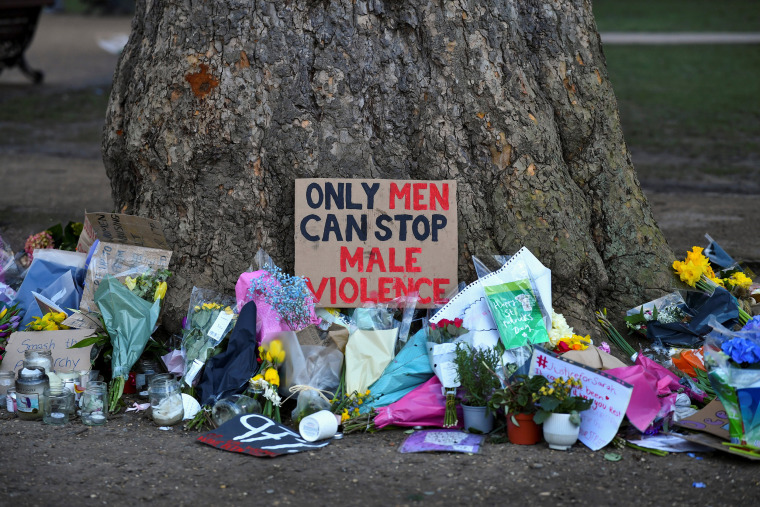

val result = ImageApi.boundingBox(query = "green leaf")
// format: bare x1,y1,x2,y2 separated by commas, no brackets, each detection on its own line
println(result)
67,334,108,349
533,410,549,425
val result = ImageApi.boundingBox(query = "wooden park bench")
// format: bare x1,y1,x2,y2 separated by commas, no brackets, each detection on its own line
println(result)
0,0,54,83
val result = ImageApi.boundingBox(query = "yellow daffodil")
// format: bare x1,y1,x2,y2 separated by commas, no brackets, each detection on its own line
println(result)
154,281,167,300
251,374,263,382
0,308,6,319
124,276,137,290
224,306,233,314
365,390,371,397
52,312,66,323
729,272,753,290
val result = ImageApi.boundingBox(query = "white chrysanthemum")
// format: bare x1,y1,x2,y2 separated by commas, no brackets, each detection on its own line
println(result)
548,311,574,346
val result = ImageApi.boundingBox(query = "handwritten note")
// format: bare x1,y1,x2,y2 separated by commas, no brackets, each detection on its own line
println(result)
529,347,633,451
0,330,95,374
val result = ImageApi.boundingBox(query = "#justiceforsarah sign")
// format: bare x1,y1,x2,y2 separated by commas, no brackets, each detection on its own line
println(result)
529,347,633,451
294,179,457,308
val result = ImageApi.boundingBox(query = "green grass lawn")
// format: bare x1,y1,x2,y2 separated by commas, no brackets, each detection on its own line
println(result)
593,0,760,32
594,1,760,183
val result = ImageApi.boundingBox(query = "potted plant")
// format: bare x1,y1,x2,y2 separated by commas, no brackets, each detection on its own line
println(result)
452,343,501,433
489,374,548,445
533,376,593,450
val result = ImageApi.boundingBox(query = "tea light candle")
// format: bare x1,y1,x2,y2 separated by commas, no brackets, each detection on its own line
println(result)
50,412,65,420
90,413,106,423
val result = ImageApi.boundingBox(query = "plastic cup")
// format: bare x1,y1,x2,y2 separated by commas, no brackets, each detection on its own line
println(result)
299,410,340,442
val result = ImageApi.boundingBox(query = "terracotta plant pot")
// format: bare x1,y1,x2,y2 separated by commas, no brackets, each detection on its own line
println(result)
506,412,542,445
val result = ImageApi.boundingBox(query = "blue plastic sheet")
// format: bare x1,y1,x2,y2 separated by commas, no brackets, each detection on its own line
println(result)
647,288,739,348
15,257,85,326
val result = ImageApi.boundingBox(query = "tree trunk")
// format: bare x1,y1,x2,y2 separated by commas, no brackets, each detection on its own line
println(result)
103,0,674,334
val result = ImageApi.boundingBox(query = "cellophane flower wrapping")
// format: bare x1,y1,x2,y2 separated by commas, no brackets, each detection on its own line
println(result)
704,316,760,445
181,287,238,386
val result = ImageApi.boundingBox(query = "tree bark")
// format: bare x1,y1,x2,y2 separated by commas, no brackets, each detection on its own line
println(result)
104,0,674,334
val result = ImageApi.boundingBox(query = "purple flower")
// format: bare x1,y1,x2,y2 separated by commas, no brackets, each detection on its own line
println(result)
721,337,760,365
599,341,611,354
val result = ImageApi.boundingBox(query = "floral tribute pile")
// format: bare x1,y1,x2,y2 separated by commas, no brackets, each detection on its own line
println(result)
1,219,759,459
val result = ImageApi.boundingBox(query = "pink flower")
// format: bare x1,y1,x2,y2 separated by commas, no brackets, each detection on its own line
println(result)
599,342,611,354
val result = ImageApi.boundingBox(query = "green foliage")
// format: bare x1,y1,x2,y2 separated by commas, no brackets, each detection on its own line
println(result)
532,377,594,425
44,221,83,251
488,374,548,415
452,344,502,407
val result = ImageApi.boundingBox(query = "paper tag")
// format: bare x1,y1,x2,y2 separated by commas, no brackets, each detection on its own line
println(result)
183,359,204,386
207,312,234,342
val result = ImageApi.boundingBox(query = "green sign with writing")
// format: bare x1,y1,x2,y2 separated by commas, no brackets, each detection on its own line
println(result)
483,279,549,349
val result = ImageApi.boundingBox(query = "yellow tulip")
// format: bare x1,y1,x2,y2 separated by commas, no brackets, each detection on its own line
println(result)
154,281,167,301
264,368,279,386
268,340,284,363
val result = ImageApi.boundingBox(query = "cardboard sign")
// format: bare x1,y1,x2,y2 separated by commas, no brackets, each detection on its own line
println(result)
529,347,633,451
76,212,169,253
294,179,457,308
197,414,330,458
676,398,731,440
0,330,95,373
79,241,172,314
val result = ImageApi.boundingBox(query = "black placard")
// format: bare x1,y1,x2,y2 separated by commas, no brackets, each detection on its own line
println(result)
197,414,330,458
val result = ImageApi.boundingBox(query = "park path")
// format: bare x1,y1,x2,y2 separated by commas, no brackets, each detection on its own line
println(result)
601,32,760,44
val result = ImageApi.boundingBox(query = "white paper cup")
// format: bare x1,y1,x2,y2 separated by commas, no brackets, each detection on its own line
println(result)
299,410,340,442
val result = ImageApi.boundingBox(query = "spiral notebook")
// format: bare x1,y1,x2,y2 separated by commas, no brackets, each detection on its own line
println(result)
430,247,552,348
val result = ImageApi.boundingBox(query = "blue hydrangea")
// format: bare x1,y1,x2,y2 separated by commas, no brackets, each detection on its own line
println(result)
741,316,760,338
721,337,760,365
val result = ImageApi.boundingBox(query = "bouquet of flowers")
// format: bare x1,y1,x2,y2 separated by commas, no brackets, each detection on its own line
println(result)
331,389,376,434
0,303,22,363
181,287,238,387
249,339,286,422
673,246,752,325
124,269,171,302
246,263,317,331
532,376,593,426
704,316,760,447
428,318,470,427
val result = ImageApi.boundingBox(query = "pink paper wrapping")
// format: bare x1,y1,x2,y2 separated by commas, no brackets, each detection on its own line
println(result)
374,376,463,429
606,354,684,432
235,270,320,345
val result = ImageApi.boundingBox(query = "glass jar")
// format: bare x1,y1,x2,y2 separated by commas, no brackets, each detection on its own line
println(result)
212,394,261,427
149,378,184,426
57,371,80,409
136,359,160,393
42,386,72,425
80,381,108,426
23,350,54,374
6,386,16,413
0,370,14,407
16,366,49,420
